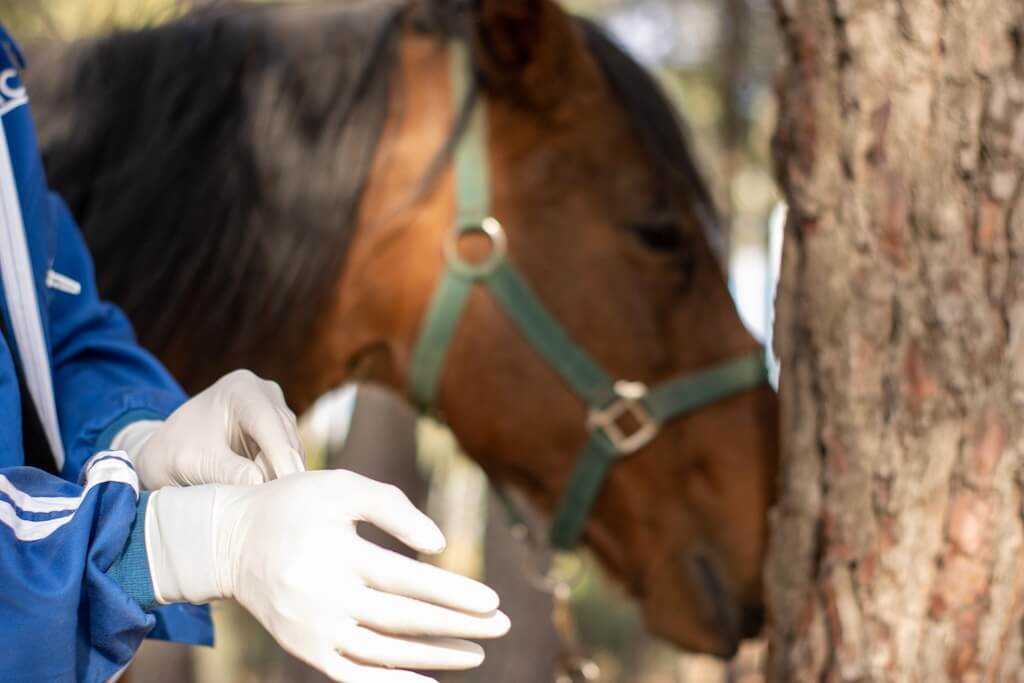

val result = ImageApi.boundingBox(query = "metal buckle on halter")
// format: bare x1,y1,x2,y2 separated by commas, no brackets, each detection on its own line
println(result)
443,216,507,278
587,380,659,455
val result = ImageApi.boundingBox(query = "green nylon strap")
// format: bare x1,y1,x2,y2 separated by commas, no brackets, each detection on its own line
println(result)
409,41,487,410
409,271,473,410
451,47,490,231
549,433,619,549
646,354,768,423
411,41,771,551
548,352,767,548
487,263,614,404
412,39,615,409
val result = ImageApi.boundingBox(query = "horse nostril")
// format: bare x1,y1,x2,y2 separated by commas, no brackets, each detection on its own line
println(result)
686,548,741,653
740,603,765,638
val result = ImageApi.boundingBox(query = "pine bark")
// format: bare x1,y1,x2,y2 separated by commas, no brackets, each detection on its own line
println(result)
768,1,1024,680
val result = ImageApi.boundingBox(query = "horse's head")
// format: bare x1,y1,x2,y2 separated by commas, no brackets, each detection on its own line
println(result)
328,0,780,656
27,0,778,656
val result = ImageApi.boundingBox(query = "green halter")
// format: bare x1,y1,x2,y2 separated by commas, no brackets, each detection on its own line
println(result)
409,43,768,550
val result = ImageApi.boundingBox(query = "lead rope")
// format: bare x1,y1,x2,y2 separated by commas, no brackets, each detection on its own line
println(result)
554,597,600,683
511,528,599,683
500,490,600,682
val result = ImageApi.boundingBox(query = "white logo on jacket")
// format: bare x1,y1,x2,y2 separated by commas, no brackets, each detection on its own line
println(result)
0,69,27,116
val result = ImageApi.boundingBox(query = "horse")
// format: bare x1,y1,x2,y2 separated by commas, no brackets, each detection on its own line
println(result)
27,0,779,658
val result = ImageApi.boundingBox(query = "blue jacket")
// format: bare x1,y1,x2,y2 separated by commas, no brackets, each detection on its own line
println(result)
0,27,213,681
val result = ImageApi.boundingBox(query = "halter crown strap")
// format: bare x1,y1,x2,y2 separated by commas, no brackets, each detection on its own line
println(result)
409,42,768,549
409,42,485,408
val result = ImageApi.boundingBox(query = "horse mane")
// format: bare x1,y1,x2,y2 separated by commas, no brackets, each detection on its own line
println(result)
29,1,716,392
32,0,406,389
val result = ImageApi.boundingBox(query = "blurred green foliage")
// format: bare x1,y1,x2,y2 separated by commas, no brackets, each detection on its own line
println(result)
1,0,187,38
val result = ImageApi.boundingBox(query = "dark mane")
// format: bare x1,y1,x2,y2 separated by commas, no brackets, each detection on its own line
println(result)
28,1,717,392
30,1,405,389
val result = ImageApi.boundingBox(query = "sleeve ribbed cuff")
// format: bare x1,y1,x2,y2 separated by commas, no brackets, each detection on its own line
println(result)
106,491,159,612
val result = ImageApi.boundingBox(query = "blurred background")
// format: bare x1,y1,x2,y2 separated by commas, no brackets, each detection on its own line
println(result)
3,1,784,680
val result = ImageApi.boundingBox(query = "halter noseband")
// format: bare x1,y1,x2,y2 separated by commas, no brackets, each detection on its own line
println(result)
409,43,768,550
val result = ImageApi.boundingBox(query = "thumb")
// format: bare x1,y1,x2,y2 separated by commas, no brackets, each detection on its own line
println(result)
345,476,447,555
199,445,266,486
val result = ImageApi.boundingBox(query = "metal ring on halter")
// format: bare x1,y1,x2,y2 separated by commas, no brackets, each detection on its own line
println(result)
443,216,508,278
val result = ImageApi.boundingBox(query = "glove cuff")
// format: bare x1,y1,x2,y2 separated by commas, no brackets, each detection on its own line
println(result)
145,485,223,605
111,419,163,488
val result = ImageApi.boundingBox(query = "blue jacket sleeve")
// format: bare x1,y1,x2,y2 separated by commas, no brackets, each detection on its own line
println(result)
1,22,212,645
45,193,187,483
0,452,157,682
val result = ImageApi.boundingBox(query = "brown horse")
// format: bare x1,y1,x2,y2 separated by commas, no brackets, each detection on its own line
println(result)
28,0,779,657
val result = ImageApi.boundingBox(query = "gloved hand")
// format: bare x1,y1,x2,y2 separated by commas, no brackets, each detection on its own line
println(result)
113,369,305,489
145,470,510,683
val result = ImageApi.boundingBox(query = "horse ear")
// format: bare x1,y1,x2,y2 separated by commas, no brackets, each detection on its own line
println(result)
471,0,582,106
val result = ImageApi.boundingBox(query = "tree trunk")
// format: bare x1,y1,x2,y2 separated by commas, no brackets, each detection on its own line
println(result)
768,1,1024,680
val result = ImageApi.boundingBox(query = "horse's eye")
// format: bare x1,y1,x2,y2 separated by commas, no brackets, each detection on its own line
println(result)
629,219,684,252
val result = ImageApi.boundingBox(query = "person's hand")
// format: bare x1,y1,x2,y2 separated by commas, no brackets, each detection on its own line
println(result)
145,470,510,683
113,369,305,489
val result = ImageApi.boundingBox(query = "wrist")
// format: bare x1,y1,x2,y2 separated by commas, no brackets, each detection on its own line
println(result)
145,485,226,604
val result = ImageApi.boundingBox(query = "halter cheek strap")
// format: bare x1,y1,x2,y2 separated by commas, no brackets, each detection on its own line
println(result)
409,42,768,550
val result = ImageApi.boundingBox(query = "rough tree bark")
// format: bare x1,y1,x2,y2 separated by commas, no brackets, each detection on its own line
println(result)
768,1,1024,680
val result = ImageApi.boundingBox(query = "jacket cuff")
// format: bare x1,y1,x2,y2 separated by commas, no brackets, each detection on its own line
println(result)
95,408,168,453
106,491,159,612
63,389,185,482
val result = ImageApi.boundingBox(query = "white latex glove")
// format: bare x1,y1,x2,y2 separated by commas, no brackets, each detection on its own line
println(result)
145,470,510,683
113,369,304,489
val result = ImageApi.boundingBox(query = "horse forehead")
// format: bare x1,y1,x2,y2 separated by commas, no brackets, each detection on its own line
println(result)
483,106,655,211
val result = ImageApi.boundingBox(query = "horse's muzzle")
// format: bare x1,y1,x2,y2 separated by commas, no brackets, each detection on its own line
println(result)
686,548,763,657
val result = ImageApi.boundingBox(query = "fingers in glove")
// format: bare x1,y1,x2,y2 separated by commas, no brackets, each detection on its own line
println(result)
336,626,484,671
278,405,299,428
359,543,500,615
204,445,266,486
268,401,301,453
257,378,301,451
276,408,306,471
342,475,446,554
321,653,437,683
236,396,305,479
351,588,510,639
